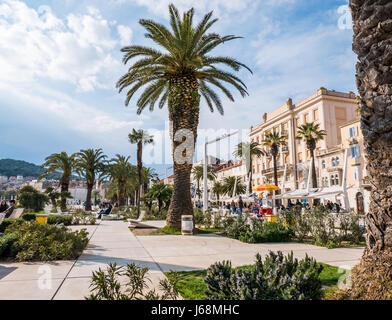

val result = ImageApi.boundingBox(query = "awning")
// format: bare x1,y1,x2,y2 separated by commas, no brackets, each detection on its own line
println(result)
275,186,344,200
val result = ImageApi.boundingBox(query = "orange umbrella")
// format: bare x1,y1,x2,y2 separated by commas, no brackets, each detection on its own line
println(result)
252,183,280,192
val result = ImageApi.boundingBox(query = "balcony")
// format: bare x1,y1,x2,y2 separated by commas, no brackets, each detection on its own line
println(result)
262,165,293,175
361,177,372,190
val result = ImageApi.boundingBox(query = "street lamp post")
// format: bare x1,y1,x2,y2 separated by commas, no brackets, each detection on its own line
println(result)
203,131,239,213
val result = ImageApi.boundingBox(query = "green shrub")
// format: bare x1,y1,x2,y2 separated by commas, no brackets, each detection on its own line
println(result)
87,263,179,300
0,233,18,256
47,215,73,226
71,209,96,225
1,221,88,262
17,186,49,212
205,251,323,300
223,216,293,243
193,208,204,226
21,213,37,221
0,218,23,233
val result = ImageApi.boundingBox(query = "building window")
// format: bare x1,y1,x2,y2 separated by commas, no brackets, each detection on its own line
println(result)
350,145,360,158
304,113,309,123
322,160,326,169
336,157,340,166
313,109,319,121
335,174,339,186
332,158,336,167
354,166,361,181
298,152,303,163
356,192,364,213
331,176,335,186
349,126,358,138
295,118,300,128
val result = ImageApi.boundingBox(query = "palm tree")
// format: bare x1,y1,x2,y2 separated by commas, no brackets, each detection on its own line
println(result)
141,167,158,194
349,0,392,299
107,155,134,206
39,152,76,212
92,190,100,206
44,187,60,210
233,142,264,194
295,123,326,188
75,148,107,211
146,182,173,212
128,129,154,218
191,165,216,200
222,176,246,197
116,4,251,228
263,132,286,187
212,181,224,202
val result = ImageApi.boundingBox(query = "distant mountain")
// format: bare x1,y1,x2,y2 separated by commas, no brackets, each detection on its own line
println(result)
0,158,60,179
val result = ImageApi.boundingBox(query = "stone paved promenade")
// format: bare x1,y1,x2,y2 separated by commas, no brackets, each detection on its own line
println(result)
0,220,364,300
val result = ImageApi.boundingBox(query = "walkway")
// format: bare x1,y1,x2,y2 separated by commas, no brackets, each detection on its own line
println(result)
0,220,364,299
0,221,167,300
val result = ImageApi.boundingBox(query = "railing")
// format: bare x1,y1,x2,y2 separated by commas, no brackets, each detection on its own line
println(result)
281,146,289,152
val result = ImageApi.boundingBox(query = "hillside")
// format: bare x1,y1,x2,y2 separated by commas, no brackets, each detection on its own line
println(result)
0,158,57,178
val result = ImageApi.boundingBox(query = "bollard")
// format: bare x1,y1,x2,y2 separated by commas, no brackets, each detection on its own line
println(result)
181,215,194,235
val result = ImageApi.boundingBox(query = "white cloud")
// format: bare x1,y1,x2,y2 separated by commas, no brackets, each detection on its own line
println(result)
0,0,132,92
117,25,133,46
116,0,296,18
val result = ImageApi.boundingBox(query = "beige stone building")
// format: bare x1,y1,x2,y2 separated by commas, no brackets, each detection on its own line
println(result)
249,88,369,212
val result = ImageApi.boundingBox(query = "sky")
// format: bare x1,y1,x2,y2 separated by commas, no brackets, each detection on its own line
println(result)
0,0,356,178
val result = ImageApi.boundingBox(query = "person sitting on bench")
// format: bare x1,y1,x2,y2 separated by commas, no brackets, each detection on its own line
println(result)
97,203,112,219
3,200,16,218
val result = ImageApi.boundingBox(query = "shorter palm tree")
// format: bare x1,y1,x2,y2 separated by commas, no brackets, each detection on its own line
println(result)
44,187,60,210
222,176,246,197
75,148,107,211
296,123,326,188
212,181,224,202
145,183,173,213
107,155,135,206
263,132,286,187
192,165,217,200
128,129,154,218
233,141,264,194
39,152,76,212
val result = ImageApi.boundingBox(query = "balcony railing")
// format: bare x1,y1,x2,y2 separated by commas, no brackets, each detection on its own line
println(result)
281,146,289,152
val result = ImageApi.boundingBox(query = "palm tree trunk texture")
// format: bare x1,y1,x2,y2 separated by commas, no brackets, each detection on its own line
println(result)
166,76,200,229
310,148,317,188
85,183,93,211
350,0,392,299
249,160,253,194
60,182,68,212
137,142,142,218
118,181,126,207
273,154,278,186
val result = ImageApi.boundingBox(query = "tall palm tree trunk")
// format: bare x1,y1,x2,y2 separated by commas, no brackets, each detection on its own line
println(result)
137,142,142,217
350,0,392,299
310,148,317,188
166,76,200,229
272,154,278,186
60,181,68,212
85,183,93,211
248,159,253,194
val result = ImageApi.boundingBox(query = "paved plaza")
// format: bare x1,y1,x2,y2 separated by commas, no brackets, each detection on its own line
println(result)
0,220,364,300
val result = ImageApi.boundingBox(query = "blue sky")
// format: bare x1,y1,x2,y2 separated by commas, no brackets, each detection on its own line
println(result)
0,0,355,177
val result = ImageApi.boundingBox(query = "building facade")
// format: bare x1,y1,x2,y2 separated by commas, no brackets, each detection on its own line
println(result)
249,88,369,212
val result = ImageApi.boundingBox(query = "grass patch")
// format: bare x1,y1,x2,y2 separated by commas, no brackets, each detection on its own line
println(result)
133,226,225,236
302,238,366,249
165,263,343,300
